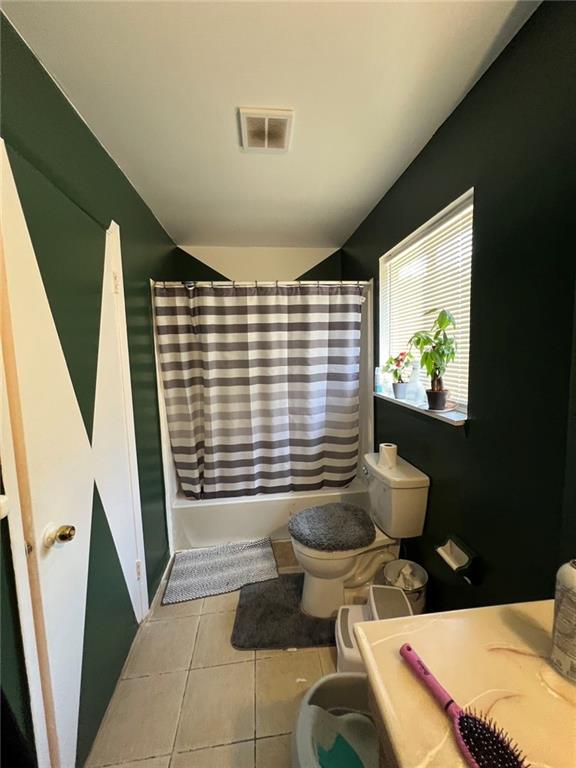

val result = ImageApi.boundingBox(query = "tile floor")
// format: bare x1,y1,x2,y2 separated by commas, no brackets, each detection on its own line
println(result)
86,543,336,768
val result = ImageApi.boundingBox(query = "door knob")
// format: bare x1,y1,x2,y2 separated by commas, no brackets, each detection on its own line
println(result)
43,523,76,548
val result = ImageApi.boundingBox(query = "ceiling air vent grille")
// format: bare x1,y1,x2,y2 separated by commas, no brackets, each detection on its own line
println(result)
239,108,294,152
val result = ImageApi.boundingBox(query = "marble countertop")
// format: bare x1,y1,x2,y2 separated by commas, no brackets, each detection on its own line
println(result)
354,600,576,768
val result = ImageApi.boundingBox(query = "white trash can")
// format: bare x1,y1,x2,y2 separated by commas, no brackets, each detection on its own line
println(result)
292,673,378,768
382,558,428,614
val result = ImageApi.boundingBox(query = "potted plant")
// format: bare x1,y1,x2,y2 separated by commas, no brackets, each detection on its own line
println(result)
409,309,456,410
383,351,412,399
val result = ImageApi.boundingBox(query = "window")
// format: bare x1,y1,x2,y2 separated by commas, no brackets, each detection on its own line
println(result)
380,190,473,407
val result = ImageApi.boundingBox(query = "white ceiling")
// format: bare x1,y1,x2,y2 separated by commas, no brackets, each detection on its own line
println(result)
4,1,538,248
179,245,338,281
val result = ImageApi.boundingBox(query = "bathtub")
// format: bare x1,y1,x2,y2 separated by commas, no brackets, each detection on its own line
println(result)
170,477,369,551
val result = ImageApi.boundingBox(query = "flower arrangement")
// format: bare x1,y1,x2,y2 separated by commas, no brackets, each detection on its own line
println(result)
383,351,413,399
383,351,413,383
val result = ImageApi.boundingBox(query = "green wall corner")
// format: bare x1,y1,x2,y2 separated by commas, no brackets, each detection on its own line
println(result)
297,250,342,281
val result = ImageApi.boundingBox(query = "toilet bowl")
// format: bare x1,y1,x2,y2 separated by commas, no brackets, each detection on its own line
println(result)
289,452,429,618
292,530,396,618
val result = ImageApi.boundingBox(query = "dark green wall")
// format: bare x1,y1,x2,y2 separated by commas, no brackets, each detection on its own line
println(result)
0,17,224,764
167,247,228,282
298,250,342,280
76,490,138,765
1,520,36,764
340,1,576,609
561,280,576,564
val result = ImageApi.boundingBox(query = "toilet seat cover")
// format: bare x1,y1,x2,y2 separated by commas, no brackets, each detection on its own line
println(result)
288,503,376,552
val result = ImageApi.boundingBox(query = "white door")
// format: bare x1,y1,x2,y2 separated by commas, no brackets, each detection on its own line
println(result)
0,142,148,767
0,303,52,766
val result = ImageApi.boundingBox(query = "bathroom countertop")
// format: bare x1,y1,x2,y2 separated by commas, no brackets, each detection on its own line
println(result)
354,600,576,768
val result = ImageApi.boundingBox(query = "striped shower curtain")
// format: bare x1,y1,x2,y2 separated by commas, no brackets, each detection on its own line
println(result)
153,282,365,499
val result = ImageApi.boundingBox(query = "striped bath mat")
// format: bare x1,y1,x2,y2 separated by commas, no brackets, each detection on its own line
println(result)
162,538,278,604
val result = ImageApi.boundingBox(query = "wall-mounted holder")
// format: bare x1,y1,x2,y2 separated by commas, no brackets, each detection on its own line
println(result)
435,535,480,585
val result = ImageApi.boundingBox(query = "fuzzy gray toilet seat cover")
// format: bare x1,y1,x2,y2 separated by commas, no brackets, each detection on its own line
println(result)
288,503,376,552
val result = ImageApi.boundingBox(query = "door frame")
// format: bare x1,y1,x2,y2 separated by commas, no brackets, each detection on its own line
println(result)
1,228,53,767
103,221,149,618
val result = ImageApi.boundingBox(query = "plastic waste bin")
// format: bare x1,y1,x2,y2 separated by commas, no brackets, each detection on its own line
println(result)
381,558,428,614
292,673,378,768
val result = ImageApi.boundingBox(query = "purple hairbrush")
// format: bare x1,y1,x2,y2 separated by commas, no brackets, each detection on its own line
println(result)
399,643,529,768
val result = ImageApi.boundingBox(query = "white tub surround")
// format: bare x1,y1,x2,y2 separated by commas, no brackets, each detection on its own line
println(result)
170,478,368,550
355,600,575,768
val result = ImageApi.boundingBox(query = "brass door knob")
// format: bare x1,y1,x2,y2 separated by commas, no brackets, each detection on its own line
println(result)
43,523,76,548
55,525,76,543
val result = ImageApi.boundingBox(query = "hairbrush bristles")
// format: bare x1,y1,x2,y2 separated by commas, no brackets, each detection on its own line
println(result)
458,710,530,768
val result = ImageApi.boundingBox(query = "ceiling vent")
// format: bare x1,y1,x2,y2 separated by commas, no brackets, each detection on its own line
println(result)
238,108,294,153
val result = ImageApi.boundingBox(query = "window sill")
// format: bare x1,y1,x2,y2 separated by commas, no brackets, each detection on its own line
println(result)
373,392,467,427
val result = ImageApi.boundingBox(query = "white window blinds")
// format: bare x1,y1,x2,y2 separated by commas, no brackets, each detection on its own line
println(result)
380,191,473,406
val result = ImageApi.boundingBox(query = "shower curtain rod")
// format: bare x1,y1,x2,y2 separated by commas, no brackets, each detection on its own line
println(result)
154,280,371,286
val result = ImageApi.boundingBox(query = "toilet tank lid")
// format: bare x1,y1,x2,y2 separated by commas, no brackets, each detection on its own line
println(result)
364,453,430,489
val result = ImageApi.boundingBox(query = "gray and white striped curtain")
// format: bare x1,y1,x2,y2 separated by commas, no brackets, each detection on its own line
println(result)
153,282,365,499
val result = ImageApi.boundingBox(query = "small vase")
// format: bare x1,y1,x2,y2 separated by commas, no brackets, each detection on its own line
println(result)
381,373,394,398
405,360,428,407
426,389,448,410
392,382,408,400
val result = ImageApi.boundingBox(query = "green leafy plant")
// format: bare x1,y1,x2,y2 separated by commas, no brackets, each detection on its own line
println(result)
409,309,456,391
383,351,413,383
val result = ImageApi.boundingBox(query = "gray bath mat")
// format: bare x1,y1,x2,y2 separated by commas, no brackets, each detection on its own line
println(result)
231,573,335,649
163,538,278,604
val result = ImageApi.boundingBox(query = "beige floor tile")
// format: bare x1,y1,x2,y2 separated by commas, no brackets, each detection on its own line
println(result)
271,540,300,573
255,651,323,738
175,662,255,751
318,646,337,676
123,616,199,677
255,734,292,767
171,741,254,768
149,582,204,621
192,611,254,668
86,671,187,766
108,758,170,768
201,590,240,613
255,647,319,661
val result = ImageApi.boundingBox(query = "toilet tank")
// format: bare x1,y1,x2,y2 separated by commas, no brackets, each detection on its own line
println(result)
363,453,429,538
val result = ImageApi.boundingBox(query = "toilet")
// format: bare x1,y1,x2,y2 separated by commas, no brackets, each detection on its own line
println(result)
288,452,430,618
